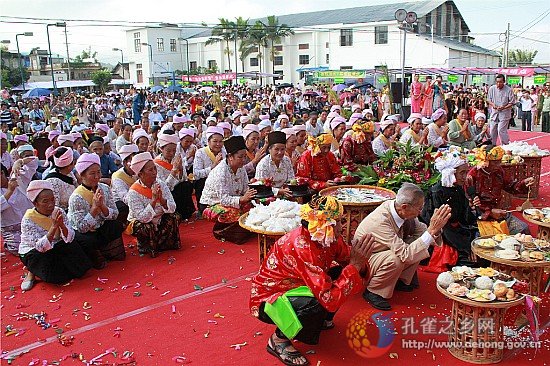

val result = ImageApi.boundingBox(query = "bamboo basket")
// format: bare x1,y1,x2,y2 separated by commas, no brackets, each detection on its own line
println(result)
239,213,286,263
515,155,546,199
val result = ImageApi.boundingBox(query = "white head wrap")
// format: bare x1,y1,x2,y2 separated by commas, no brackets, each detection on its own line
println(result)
435,150,468,188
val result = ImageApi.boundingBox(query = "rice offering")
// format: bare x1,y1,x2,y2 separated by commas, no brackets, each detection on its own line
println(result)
244,199,301,233
331,188,389,204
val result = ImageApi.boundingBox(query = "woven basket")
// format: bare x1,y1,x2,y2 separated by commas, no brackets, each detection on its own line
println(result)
239,213,286,262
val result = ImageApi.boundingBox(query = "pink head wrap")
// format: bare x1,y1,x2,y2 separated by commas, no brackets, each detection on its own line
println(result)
242,124,259,140
178,128,195,140
53,147,74,168
362,109,373,116
351,104,361,112
348,113,363,125
0,132,6,140
431,108,447,122
158,133,179,148
27,180,54,203
240,115,251,125
173,114,189,124
14,135,29,144
218,122,232,131
276,114,289,122
130,152,153,175
71,132,82,142
75,153,100,174
380,120,394,131
118,144,139,162
407,113,423,124
48,130,61,141
231,111,242,120
330,105,341,113
206,126,224,140
259,114,270,121
95,123,110,134
132,128,150,143
293,125,306,133
281,127,296,138
327,111,339,120
330,116,347,131
57,134,73,145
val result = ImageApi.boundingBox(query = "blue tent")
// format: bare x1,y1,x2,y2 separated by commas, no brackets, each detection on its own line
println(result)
150,85,163,93
22,88,51,99
164,85,184,93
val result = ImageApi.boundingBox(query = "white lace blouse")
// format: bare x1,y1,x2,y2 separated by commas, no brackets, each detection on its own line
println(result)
255,155,294,195
111,169,135,204
47,172,78,211
155,155,186,191
68,183,118,233
193,148,226,180
127,179,176,225
199,160,248,208
19,208,75,255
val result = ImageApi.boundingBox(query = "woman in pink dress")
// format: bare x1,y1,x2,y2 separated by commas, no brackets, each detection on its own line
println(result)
421,76,434,117
410,74,423,113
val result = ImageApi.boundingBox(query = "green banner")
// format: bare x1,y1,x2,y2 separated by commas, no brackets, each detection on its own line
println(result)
507,76,521,85
377,76,388,84
447,75,459,83
315,70,366,79
221,80,228,86
472,76,482,84
334,78,345,84
418,75,427,82
534,75,547,85
239,78,246,85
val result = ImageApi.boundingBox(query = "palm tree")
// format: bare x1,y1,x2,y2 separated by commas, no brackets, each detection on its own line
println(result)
234,17,250,73
264,16,294,84
205,18,235,72
507,49,538,66
247,21,268,85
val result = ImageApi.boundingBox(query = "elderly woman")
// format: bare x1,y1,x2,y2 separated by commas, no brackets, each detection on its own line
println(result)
372,119,396,156
275,114,291,131
68,153,124,267
251,196,373,366
473,113,491,147
329,116,347,159
258,119,272,149
400,113,427,146
177,128,197,174
111,144,139,223
282,128,301,173
10,134,29,161
242,124,266,179
115,123,133,152
1,156,37,255
193,126,226,215
296,134,343,191
447,108,476,150
126,152,181,257
200,136,256,244
255,131,294,199
340,120,376,170
19,180,93,291
44,147,78,211
155,133,195,220
427,108,449,148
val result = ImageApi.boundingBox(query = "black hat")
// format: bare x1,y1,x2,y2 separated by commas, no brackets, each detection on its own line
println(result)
87,135,103,145
267,131,286,147
224,135,247,155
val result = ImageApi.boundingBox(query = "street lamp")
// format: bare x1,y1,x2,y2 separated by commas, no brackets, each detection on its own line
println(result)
113,48,125,91
141,42,153,86
46,22,66,95
425,23,434,66
394,9,417,110
177,37,190,83
16,32,33,93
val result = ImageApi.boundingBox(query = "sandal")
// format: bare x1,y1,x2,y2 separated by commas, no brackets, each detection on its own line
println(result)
267,335,310,366
321,320,334,330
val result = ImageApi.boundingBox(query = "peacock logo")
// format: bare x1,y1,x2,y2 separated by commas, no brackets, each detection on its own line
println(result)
346,309,396,358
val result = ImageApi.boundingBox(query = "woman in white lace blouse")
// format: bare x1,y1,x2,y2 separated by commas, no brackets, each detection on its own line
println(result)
68,153,125,267
255,131,294,199
372,119,396,157
44,147,78,211
19,180,93,291
111,144,139,224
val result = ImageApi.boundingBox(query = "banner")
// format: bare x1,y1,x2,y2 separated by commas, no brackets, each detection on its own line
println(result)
472,76,482,84
534,75,547,85
334,78,345,84
315,70,367,79
447,75,459,83
184,73,236,82
488,67,535,77
377,76,388,84
507,76,521,85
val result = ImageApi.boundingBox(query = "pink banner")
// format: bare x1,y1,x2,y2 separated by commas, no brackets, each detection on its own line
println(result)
490,68,535,77
184,73,236,82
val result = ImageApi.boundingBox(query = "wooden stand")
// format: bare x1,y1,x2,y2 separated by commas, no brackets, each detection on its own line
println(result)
515,156,545,199
522,213,550,241
437,286,524,364
239,214,285,263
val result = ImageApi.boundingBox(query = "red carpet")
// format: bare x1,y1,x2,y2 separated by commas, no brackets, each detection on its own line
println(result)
1,130,549,365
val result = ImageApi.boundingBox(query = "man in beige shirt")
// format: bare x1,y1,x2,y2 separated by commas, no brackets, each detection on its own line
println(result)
354,183,451,310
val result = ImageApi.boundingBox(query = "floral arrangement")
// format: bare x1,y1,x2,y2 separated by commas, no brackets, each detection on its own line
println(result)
249,178,274,187
350,139,441,192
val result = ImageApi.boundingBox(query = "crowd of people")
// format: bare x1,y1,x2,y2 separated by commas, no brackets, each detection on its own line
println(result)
0,73,541,366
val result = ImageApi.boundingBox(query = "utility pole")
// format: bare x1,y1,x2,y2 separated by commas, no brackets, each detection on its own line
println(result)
64,24,71,91
504,23,510,67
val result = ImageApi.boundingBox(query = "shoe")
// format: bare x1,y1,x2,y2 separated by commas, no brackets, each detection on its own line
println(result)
410,272,420,289
362,289,391,310
266,334,310,366
21,277,34,291
395,280,414,292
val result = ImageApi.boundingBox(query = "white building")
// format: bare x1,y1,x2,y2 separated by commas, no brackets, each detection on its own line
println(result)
125,0,500,87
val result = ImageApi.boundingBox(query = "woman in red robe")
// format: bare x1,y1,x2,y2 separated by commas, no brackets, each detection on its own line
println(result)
339,120,376,171
296,134,343,191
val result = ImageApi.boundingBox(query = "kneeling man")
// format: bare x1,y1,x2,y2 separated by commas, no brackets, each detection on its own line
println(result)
354,183,451,310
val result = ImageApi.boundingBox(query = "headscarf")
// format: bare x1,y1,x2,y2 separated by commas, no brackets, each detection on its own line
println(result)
218,122,232,131
75,153,100,174
17,144,34,155
281,127,296,138
276,114,289,122
53,147,74,168
407,113,423,124
178,128,195,140
308,133,334,156
330,116,346,131
231,111,242,120
158,133,179,148
299,195,344,247
132,128,150,143
242,124,259,140
379,119,393,131
293,124,306,133
329,105,341,113
173,114,188,124
474,113,486,121
95,123,110,134
434,150,468,187
362,109,373,117
240,115,251,125
118,144,139,162
351,121,375,143
431,108,447,122
348,113,363,125
14,135,28,144
475,146,505,169
206,126,224,140
27,180,54,202
130,152,153,175
0,132,6,140
57,134,73,145
48,130,61,141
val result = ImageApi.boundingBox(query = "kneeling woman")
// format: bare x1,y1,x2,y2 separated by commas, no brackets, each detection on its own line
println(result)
111,144,140,223
68,153,125,266
19,180,93,291
200,136,257,244
126,152,181,257
296,134,343,191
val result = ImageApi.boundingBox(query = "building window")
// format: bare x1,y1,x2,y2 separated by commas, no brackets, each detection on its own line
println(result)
136,63,142,69
250,46,259,52
325,42,329,48
189,61,197,70
137,69,143,83
208,60,217,69
375,26,388,44
299,71,307,79
326,54,330,64
274,45,283,52
134,32,141,53
298,43,309,50
340,29,353,46
170,39,176,52
250,58,259,67
274,56,283,66
340,66,352,70
298,55,309,65
157,38,164,52
274,70,283,79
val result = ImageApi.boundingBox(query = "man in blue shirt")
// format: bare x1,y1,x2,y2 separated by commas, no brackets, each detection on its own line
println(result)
87,136,118,184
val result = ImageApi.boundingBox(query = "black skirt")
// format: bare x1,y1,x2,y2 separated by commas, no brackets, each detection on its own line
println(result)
171,181,196,220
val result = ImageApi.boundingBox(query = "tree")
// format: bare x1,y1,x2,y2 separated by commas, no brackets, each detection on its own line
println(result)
72,49,99,68
1,54,30,89
507,49,538,66
234,17,250,73
91,69,112,93
263,16,294,84
205,18,235,72
247,21,268,85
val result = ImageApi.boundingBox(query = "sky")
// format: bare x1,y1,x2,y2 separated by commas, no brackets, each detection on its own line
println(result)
1,0,549,66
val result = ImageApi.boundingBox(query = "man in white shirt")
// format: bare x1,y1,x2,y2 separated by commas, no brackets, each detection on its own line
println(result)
149,106,164,126
305,111,323,137
520,89,534,132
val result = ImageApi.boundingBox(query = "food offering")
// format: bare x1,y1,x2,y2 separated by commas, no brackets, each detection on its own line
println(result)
524,208,550,223
476,235,550,262
244,199,301,233
474,238,497,249
501,141,550,157
330,187,390,204
437,267,521,302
